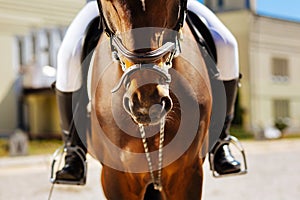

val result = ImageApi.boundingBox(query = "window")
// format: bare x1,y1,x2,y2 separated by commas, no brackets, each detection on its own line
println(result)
205,0,250,12
271,57,289,83
48,29,63,68
17,37,24,66
218,0,224,8
37,29,50,67
245,0,250,9
16,27,66,89
273,99,290,120
31,32,37,62
273,99,290,130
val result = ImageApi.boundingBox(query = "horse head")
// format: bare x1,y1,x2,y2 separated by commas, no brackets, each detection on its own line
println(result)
98,0,186,126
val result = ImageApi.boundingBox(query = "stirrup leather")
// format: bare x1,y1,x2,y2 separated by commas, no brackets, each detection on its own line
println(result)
50,146,87,185
209,136,248,178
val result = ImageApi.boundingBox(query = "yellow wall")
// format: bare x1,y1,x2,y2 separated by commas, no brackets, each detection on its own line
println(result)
24,93,60,138
0,35,16,103
0,0,83,135
249,16,300,133
216,11,300,134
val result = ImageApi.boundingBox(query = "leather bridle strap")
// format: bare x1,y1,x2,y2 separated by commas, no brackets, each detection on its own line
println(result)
111,63,172,93
174,0,188,31
111,36,176,63
96,0,114,37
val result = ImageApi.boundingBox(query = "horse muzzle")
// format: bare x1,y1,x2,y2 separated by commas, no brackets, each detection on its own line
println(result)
123,86,173,126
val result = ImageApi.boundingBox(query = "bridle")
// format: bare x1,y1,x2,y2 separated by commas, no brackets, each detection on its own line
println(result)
110,39,175,93
95,0,187,92
96,0,188,191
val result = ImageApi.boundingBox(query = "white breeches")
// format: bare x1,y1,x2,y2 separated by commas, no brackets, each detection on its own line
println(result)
56,0,239,92
56,1,99,92
188,0,239,80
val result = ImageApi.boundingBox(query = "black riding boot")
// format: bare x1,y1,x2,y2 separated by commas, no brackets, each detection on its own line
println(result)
55,89,87,185
212,79,241,175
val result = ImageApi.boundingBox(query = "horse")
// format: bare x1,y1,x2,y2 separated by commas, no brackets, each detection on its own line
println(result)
87,0,213,199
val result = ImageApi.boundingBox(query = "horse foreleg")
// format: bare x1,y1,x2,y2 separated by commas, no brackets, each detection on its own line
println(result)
185,164,204,200
165,159,204,200
101,166,144,200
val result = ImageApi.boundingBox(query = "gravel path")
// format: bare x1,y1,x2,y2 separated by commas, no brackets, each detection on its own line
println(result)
0,139,299,200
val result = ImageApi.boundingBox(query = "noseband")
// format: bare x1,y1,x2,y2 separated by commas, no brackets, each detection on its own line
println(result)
110,35,177,93
111,36,177,64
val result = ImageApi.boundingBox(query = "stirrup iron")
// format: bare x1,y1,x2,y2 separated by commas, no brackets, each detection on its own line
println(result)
209,136,248,178
50,146,87,185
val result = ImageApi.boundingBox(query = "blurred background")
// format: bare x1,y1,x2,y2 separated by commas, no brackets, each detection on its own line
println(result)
0,0,84,141
1,0,300,145
0,0,299,199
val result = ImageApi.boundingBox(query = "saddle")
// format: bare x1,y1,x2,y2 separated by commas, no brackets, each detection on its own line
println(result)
186,10,219,79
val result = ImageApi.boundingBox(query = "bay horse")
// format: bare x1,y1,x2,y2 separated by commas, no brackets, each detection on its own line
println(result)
88,0,212,199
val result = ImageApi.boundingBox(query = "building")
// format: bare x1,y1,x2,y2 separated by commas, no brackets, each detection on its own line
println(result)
205,0,300,136
0,0,84,137
0,0,299,138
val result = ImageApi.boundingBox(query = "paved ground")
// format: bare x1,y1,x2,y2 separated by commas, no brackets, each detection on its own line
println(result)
0,139,300,200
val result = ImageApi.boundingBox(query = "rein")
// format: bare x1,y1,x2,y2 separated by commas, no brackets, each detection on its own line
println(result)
138,117,165,191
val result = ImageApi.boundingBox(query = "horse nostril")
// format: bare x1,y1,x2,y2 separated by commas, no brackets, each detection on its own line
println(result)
161,96,173,113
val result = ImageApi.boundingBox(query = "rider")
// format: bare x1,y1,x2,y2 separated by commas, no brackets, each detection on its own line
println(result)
54,0,242,184
188,0,242,175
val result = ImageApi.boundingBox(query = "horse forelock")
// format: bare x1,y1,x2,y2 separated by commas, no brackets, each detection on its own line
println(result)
103,0,181,52
101,0,181,30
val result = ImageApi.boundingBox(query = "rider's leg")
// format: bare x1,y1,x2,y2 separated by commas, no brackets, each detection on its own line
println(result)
188,0,241,174
55,90,87,182
213,78,241,174
55,1,99,183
